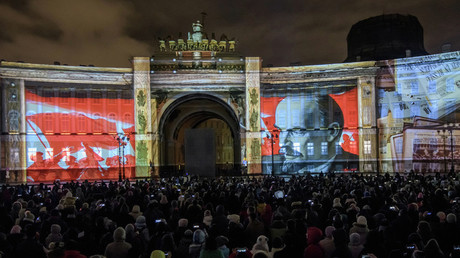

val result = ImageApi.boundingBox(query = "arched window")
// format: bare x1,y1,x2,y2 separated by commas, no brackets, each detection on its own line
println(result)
93,113,102,133
44,113,53,133
61,113,70,133
108,113,117,133
77,113,86,133
123,113,132,124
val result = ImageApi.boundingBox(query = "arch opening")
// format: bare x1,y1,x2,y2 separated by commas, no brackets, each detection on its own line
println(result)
158,94,241,177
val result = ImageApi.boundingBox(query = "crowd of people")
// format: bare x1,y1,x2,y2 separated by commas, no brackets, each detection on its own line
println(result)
1,171,460,258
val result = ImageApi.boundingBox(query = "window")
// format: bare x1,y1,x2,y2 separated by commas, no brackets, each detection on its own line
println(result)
364,140,372,155
446,78,455,92
428,100,438,119
28,148,37,163
293,142,300,153
410,81,419,95
45,148,54,160
76,91,86,103
307,142,314,156
428,81,437,94
44,113,53,132
321,142,328,155
62,147,71,162
123,113,132,124
335,142,343,155
108,113,117,132
60,91,70,104
93,113,102,132
77,113,86,132
61,113,70,133
92,92,102,104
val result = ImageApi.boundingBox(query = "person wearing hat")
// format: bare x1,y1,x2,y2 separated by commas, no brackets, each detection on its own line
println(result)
104,227,132,258
349,216,369,245
348,233,364,258
216,235,230,258
319,226,336,258
129,205,143,220
189,229,206,258
45,224,63,248
14,224,47,258
304,227,324,258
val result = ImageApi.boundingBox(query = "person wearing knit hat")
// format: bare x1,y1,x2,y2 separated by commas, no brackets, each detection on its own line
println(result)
129,205,143,220
189,229,206,258
349,216,369,245
348,233,364,258
319,226,336,258
20,210,35,229
45,224,63,247
135,215,147,230
104,227,132,258
150,250,166,258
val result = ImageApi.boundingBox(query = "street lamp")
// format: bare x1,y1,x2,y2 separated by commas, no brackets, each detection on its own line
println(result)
115,134,130,181
266,129,279,175
438,124,457,174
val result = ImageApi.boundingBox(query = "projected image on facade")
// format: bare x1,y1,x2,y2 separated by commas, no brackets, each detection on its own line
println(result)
261,85,359,174
25,86,135,182
378,53,460,173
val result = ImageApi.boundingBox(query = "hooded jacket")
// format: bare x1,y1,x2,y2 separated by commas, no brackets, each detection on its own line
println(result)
304,227,324,258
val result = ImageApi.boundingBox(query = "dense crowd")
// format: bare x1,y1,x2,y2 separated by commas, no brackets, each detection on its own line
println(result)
1,171,460,258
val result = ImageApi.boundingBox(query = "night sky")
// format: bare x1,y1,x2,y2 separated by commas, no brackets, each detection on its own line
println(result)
0,0,458,68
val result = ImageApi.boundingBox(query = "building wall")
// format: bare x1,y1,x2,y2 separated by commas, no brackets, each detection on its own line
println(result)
1,51,460,183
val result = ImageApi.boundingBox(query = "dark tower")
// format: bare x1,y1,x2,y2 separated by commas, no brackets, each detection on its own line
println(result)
345,14,428,62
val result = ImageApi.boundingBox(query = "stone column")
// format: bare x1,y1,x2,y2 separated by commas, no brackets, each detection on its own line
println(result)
133,57,152,178
358,76,378,173
245,57,262,174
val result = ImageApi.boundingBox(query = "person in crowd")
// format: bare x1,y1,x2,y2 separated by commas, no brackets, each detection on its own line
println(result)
303,226,324,258
104,227,132,258
1,172,460,258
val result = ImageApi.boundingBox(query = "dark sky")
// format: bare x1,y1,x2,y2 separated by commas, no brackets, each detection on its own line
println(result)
0,0,458,68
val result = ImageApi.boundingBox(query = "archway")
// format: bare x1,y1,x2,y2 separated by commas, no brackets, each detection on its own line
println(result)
158,94,241,177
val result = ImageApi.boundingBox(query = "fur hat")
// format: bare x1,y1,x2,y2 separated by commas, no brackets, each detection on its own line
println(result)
254,235,269,251
23,211,35,223
227,214,240,224
354,216,368,227
333,198,342,208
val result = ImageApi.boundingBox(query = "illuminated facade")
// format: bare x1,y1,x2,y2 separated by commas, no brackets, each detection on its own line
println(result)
1,21,459,183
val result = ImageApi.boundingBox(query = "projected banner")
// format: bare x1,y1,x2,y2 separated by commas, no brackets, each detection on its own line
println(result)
377,52,460,173
260,85,359,174
25,89,135,182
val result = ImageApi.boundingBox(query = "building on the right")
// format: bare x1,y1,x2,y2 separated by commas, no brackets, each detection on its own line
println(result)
345,14,429,62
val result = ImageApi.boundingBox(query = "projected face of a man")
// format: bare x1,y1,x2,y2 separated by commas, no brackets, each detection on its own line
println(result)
275,94,343,173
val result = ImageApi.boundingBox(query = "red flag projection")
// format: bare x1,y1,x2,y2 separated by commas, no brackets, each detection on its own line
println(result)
25,90,135,182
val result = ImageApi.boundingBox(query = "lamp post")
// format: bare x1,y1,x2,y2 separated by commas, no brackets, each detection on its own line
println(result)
115,134,130,181
266,130,279,175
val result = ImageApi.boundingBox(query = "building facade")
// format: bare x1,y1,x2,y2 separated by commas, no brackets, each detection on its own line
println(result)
1,21,459,183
